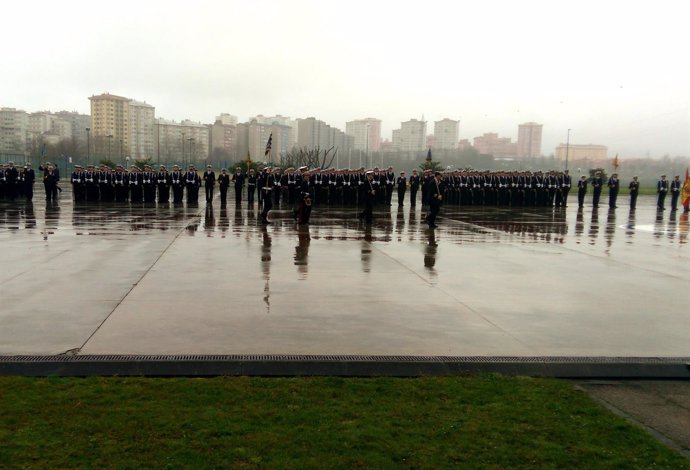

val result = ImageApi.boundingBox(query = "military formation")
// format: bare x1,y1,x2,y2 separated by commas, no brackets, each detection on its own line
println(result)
1,161,686,216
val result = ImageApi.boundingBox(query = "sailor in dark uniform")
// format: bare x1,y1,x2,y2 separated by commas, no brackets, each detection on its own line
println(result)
409,170,420,207
670,175,682,211
21,163,35,201
397,171,407,206
157,165,171,203
628,176,640,210
577,175,588,208
113,165,129,202
358,171,376,224
185,165,200,203
246,169,257,205
591,171,603,208
43,164,59,202
425,172,444,229
98,165,114,202
71,165,86,202
218,168,230,206
142,165,157,202
260,168,274,224
607,173,620,209
231,167,244,206
170,165,184,203
203,165,216,202
129,165,143,203
295,191,312,225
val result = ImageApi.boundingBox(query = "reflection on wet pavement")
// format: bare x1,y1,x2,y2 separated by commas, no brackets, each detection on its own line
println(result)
0,190,687,356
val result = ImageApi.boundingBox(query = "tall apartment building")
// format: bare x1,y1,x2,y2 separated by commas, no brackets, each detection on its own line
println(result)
157,118,210,163
0,107,29,157
345,118,381,152
89,93,130,160
234,119,292,163
517,122,543,159
392,119,427,152
89,92,155,161
555,144,607,162
296,117,352,155
250,115,296,150
211,119,237,160
128,101,155,160
27,110,91,152
433,118,459,150
473,133,517,157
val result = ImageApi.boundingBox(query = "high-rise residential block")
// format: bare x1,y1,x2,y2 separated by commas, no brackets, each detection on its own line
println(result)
157,118,210,163
392,119,427,152
433,118,459,150
0,107,29,157
517,122,543,158
345,118,381,152
473,133,517,157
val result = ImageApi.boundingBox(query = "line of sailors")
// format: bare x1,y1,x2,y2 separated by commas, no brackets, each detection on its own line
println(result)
7,161,684,213
65,163,207,204
0,162,37,201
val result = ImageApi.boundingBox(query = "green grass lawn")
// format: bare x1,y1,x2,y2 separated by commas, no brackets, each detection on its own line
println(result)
1,375,687,469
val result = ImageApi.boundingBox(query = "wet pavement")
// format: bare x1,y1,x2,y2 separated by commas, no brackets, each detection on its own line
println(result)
1,190,688,356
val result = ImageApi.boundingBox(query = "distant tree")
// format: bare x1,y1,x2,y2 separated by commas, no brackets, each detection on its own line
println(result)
99,158,116,168
589,167,608,181
419,160,443,172
132,157,153,170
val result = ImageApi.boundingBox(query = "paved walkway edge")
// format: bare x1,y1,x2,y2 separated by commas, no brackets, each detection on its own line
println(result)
1,355,689,377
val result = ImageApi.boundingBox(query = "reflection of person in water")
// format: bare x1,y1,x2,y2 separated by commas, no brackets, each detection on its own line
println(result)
261,225,272,312
294,225,311,278
424,230,437,271
204,204,215,236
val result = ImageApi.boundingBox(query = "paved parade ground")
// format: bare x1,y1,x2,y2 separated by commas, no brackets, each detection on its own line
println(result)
1,190,688,358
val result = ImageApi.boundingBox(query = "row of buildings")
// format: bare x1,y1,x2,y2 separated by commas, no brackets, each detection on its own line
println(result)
1,92,608,164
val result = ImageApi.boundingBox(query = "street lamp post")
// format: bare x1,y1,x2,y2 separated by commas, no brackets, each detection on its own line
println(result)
565,128,571,171
107,134,113,162
365,123,370,169
85,127,90,166
181,132,186,166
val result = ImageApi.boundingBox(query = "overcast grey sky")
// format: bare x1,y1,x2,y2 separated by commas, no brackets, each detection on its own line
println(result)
2,0,689,157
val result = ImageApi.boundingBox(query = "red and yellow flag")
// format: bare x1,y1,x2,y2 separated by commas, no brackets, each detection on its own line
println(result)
612,154,619,171
682,167,690,209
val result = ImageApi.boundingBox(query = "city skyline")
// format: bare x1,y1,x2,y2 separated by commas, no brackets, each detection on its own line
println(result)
2,0,689,158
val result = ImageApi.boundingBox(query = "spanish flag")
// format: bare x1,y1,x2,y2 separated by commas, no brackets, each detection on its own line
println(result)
612,154,619,171
682,167,690,210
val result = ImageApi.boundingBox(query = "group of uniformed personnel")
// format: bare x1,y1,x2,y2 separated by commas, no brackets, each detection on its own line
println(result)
0,162,37,201
3,160,685,215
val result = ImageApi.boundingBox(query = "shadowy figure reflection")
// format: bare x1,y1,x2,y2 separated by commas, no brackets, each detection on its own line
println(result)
204,204,215,236
294,225,311,279
424,230,438,278
234,208,243,233
218,207,229,237
654,210,664,239
43,202,60,240
680,212,688,244
361,225,373,273
625,210,636,241
667,210,677,241
261,226,272,313
605,208,616,250
575,207,584,238
588,208,599,245
25,202,36,229
395,206,405,237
